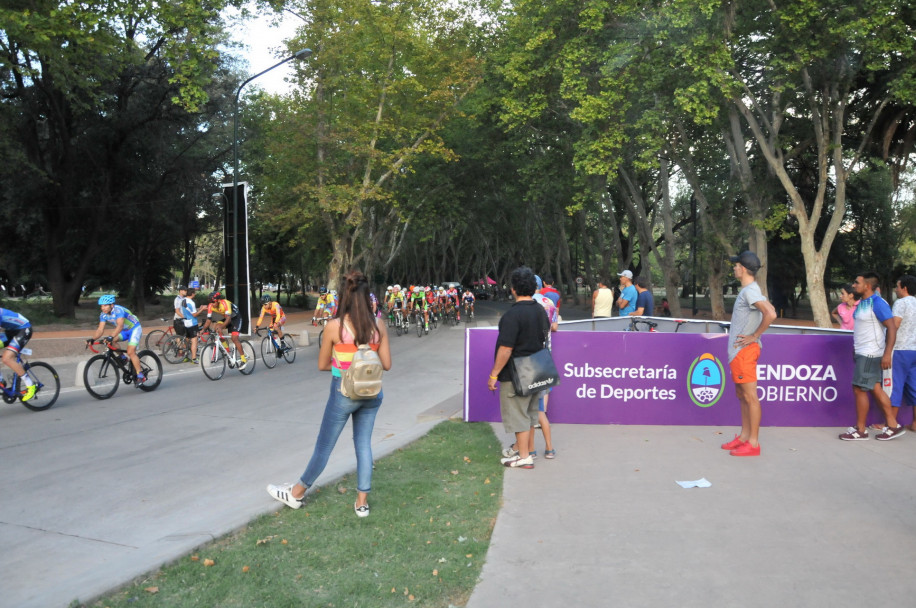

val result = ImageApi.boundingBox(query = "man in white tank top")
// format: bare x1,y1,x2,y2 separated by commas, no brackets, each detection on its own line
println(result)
592,278,613,318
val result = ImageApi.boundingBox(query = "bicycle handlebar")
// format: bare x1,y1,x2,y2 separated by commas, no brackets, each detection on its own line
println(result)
85,336,114,354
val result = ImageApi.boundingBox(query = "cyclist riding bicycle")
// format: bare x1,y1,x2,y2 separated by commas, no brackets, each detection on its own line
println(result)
255,294,287,341
201,292,248,369
0,307,37,401
314,286,338,323
88,295,147,383
387,284,406,316
425,285,438,315
462,288,476,316
446,286,460,320
409,286,430,332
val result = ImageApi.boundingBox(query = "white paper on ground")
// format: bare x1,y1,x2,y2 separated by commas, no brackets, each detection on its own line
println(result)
676,478,711,489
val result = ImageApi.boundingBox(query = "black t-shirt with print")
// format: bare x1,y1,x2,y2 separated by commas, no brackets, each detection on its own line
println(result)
495,299,549,382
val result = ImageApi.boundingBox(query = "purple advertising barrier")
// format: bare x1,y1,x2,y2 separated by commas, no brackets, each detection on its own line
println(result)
464,328,859,427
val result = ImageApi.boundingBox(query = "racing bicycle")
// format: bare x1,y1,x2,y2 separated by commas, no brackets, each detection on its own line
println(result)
199,333,256,380
84,337,162,399
256,327,296,369
0,348,61,411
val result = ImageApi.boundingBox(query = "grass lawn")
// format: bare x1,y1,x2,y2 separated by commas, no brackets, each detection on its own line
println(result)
87,420,504,608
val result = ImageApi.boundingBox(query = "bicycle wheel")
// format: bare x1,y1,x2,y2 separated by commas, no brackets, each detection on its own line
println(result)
84,354,120,399
137,350,162,392
21,362,61,411
416,313,423,337
282,334,297,364
261,336,278,369
238,340,256,375
430,310,438,330
200,343,226,380
162,336,188,364
144,329,167,352
394,316,402,336
318,328,325,348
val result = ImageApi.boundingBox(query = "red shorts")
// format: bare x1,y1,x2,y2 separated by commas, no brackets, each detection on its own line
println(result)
730,342,760,384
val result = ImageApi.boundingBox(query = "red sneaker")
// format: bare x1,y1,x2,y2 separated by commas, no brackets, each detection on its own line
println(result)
730,442,760,457
721,435,745,450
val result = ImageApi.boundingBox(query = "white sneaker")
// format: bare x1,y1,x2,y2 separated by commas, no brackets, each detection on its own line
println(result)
354,502,370,518
267,483,302,509
500,454,534,468
501,445,518,458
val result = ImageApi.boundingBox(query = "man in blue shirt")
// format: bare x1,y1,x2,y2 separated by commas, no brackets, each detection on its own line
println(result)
630,276,655,317
616,270,637,316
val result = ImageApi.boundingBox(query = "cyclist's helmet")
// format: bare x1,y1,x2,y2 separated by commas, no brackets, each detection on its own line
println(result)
98,295,116,305
394,284,401,292
209,291,223,303
319,286,328,294
261,294,272,304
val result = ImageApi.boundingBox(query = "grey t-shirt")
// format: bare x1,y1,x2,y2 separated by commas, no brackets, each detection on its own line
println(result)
728,281,766,363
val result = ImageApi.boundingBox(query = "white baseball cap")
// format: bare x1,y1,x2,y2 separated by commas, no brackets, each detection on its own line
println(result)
617,270,633,279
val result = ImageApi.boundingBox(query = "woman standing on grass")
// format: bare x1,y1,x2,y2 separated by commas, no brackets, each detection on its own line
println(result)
268,269,392,517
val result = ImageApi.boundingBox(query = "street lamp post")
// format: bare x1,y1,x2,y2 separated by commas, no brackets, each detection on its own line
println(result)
230,48,312,318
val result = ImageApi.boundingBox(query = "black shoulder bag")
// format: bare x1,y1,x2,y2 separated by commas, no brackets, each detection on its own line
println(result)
507,304,560,396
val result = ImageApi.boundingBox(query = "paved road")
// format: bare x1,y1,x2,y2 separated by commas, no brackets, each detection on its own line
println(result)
0,304,507,608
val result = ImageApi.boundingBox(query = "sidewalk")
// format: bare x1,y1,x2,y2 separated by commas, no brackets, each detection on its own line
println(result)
469,422,916,607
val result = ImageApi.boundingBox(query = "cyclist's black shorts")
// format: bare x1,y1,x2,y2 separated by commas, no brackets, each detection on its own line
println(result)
1,327,32,352
226,315,242,334
184,324,199,339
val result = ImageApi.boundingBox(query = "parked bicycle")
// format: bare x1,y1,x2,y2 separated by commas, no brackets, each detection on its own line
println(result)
84,337,162,399
628,318,658,332
256,327,296,369
199,332,256,380
0,348,60,411
161,329,214,364
144,321,175,352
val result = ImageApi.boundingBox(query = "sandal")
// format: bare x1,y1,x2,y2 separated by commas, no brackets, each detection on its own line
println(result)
544,449,556,459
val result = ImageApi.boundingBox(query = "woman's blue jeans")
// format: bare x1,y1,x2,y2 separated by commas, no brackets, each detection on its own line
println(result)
300,375,382,493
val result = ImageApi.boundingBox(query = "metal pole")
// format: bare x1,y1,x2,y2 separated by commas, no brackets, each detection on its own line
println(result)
232,48,312,307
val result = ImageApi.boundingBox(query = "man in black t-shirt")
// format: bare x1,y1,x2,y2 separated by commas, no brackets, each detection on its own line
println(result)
488,266,548,469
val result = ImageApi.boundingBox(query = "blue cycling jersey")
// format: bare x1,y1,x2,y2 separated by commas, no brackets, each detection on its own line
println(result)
0,308,31,331
100,305,140,330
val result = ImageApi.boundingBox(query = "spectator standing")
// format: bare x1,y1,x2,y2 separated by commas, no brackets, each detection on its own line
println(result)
616,270,637,316
592,278,614,318
488,266,549,469
180,288,202,364
831,283,859,330
267,270,392,516
541,275,561,309
527,275,558,459
890,275,916,432
173,285,189,344
720,251,776,456
630,276,655,317
839,272,901,440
